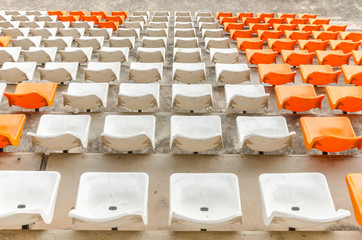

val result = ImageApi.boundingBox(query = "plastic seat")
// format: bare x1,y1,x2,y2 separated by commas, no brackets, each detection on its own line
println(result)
84,62,120,83
172,84,213,111
69,10,88,18
133,10,150,18
210,48,239,63
224,23,244,32
195,11,212,18
236,12,253,21
309,18,330,25
175,16,192,22
155,10,171,16
0,36,11,47
352,50,362,66
339,31,362,42
109,37,135,49
105,15,124,24
29,28,57,38
0,47,21,63
0,114,26,148
329,40,360,54
202,29,224,39
297,24,321,32
137,47,165,63
174,22,194,28
205,37,230,50
258,64,296,85
173,48,202,63
22,47,57,64
129,62,163,83
259,173,350,229
219,16,237,26
273,24,296,33
77,36,104,50
124,21,144,30
59,28,85,39
174,37,198,48
98,21,119,31
45,21,70,30
264,17,284,25
316,50,351,67
216,12,232,20
59,15,79,25
241,17,261,26
172,62,206,83
150,22,169,29
199,22,218,31
237,116,296,152
284,30,310,40
225,84,268,111
297,13,317,19
345,174,362,226
142,37,167,49
298,39,328,53
286,18,307,25
48,10,67,20
129,15,147,23
170,115,223,152
248,23,271,33
19,21,45,28
175,11,191,17
174,28,195,38
257,30,282,42
0,171,60,226
342,65,362,85
275,85,324,112
312,31,338,41
1,27,29,39
82,15,101,24
267,38,296,52
0,62,36,82
38,62,78,83
43,36,73,50
300,116,362,152
27,114,91,150
169,173,242,228
230,30,253,40
112,11,129,19
152,16,169,22
322,24,347,32
4,82,57,109
11,36,41,50
118,83,160,111
146,28,168,37
215,63,250,83
256,13,274,22
236,38,263,51
12,15,34,21
246,49,278,65
91,11,108,19
281,50,315,66
98,47,129,63
0,21,20,29
61,47,93,63
89,28,112,39
325,86,362,112
277,13,296,20
300,65,341,85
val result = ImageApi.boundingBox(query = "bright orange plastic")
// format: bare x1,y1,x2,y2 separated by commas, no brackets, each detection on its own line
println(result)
345,174,362,226
258,64,296,85
339,32,362,42
236,38,263,51
112,11,129,19
298,39,328,53
256,13,274,22
106,15,124,24
326,86,362,112
4,83,57,109
273,23,297,33
216,12,232,20
69,11,88,19
300,65,341,85
275,85,324,112
316,50,352,67
58,15,80,25
246,49,278,64
224,23,244,32
242,17,261,26
267,38,296,52
98,21,119,31
342,65,362,86
91,11,108,19
300,117,362,152
0,36,11,47
220,16,238,26
286,18,307,25
281,50,315,66
82,15,102,24
277,13,296,21
284,30,310,40
257,30,282,42
322,24,347,32
308,18,330,25
297,24,321,32
352,51,362,65
248,23,271,33
0,114,26,148
48,11,67,20
230,30,253,41
265,18,284,25
312,31,339,41
236,12,253,21
329,40,360,54
297,14,317,19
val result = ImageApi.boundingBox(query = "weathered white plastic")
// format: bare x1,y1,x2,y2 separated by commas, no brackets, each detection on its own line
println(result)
89,28,112,38
84,62,121,82
69,172,149,228
259,173,351,229
172,83,213,110
210,48,239,64
0,62,36,82
142,36,167,48
129,62,163,82
61,47,93,62
215,63,250,83
169,173,242,228
174,37,199,48
15,36,42,47
29,27,57,37
77,36,104,49
124,21,144,30
59,28,85,38
109,37,136,48
0,47,21,62
44,36,73,49
174,28,196,38
146,28,169,37
22,47,57,63
0,170,61,226
99,47,129,62
172,62,206,83
137,47,165,62
0,83,6,102
118,83,160,110
173,48,202,62
117,28,140,38
38,62,78,82
225,84,269,111
205,37,230,50
202,29,224,38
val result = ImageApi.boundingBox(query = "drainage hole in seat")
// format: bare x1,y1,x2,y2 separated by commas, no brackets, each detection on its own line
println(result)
291,207,300,211
109,206,117,210
17,204,26,209
200,207,209,211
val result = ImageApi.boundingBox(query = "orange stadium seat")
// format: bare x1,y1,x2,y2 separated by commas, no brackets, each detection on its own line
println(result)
265,17,284,25
286,18,307,25
230,30,253,40
273,23,297,33
346,174,362,226
112,11,129,19
267,38,296,52
69,10,88,19
246,49,278,64
284,30,310,40
312,31,339,41
300,65,341,85
216,12,232,20
329,40,360,54
83,15,102,24
4,83,57,110
220,16,238,25
297,24,321,32
325,86,362,112
98,21,119,31
242,17,262,26
298,39,328,52
342,65,362,85
308,18,330,25
281,50,315,66
257,30,282,42
352,51,362,65
248,23,271,33
237,38,263,51
0,114,26,148
339,32,362,42
0,36,11,47
300,117,362,153
297,13,317,19
258,64,296,85
224,23,244,32
275,85,324,112
237,12,253,21
316,50,352,67
48,10,67,20
322,24,347,32
91,11,108,19
58,15,80,25
277,13,296,21
105,15,125,24
256,13,274,22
